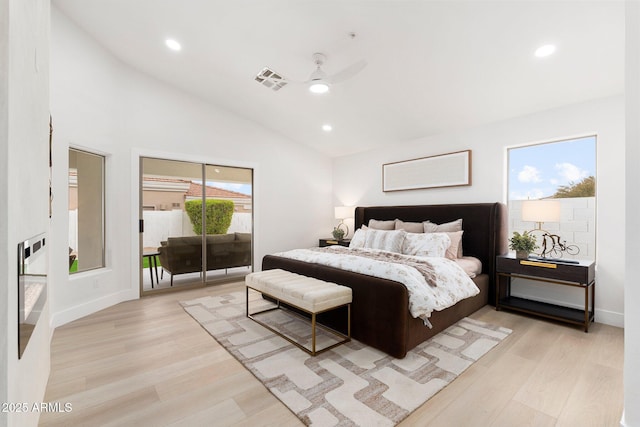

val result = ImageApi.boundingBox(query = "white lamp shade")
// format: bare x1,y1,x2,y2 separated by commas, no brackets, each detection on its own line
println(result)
334,206,353,220
522,200,561,223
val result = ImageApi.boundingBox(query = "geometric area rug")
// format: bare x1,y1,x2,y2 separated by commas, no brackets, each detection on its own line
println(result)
181,291,511,427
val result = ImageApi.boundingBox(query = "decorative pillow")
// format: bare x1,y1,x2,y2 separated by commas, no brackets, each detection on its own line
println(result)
402,232,451,258
424,219,463,257
443,230,464,259
368,219,396,230
423,218,463,233
349,226,367,249
364,229,406,253
395,219,424,233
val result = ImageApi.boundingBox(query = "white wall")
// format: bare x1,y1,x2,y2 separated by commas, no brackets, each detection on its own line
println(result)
334,95,625,327
623,1,640,425
49,7,333,326
1,0,51,426
0,0,8,419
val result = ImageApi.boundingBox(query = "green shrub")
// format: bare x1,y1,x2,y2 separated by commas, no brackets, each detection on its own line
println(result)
185,199,234,235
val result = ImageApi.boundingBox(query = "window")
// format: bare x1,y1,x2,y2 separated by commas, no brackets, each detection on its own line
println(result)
69,148,105,273
507,136,596,260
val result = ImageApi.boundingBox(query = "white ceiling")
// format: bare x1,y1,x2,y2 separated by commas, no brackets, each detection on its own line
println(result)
52,0,625,158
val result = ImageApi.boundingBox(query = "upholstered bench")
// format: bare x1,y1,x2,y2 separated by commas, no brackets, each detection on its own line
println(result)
245,269,352,356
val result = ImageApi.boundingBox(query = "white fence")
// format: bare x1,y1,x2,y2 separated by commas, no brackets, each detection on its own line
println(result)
508,197,596,260
68,210,252,251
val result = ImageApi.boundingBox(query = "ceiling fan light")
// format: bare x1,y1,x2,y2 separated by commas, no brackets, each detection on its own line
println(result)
535,44,556,58
165,38,182,51
309,80,330,94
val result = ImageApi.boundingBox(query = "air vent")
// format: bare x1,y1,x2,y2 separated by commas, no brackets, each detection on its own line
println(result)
255,67,288,91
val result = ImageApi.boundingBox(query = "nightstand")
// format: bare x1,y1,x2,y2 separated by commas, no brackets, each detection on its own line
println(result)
319,238,351,248
496,255,595,332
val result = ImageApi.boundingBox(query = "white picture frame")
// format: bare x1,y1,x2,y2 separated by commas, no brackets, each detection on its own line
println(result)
382,150,472,192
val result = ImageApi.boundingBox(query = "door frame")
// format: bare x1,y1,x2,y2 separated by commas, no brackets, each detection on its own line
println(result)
131,148,257,297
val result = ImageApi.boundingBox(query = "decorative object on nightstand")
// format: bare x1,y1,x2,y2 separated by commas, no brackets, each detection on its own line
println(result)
508,231,538,259
332,227,345,240
334,206,353,238
521,199,572,258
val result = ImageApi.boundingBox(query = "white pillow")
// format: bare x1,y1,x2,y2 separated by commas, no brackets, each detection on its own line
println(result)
424,219,464,257
349,226,367,249
402,232,451,258
364,229,406,253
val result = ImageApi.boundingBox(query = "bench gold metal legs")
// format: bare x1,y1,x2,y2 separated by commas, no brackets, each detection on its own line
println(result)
246,286,351,356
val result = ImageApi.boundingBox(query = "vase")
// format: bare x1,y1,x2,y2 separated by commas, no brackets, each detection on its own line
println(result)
515,250,529,259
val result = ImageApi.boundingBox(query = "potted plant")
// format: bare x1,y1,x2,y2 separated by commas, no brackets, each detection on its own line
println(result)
332,227,346,240
509,231,538,259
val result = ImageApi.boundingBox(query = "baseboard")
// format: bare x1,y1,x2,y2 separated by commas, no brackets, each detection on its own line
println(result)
50,288,138,329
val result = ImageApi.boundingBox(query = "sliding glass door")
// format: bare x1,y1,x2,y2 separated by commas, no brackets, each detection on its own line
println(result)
140,157,253,294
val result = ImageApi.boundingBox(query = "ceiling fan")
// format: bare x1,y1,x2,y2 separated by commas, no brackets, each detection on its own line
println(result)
303,53,367,94
255,53,367,94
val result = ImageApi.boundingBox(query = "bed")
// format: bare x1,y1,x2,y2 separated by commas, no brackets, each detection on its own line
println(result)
262,202,507,358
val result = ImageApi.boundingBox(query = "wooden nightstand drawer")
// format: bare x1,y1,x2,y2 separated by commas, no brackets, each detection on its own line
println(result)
319,238,351,248
496,256,595,284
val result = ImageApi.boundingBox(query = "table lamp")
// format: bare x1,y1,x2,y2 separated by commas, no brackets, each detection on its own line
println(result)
334,206,353,239
521,199,561,257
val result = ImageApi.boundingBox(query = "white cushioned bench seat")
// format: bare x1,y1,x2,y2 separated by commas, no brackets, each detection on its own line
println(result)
245,269,352,356
245,269,352,313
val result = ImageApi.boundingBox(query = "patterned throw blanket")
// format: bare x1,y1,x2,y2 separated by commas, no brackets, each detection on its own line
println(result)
311,246,439,287
273,246,479,322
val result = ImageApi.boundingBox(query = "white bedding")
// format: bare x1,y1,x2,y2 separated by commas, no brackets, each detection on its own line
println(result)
272,246,480,323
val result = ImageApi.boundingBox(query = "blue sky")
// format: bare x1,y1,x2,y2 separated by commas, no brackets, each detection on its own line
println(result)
209,181,252,196
508,136,596,200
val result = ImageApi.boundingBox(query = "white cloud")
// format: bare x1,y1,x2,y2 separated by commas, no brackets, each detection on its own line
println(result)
518,165,542,183
555,162,588,183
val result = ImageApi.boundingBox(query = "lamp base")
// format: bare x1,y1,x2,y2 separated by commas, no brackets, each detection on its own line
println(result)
335,221,349,239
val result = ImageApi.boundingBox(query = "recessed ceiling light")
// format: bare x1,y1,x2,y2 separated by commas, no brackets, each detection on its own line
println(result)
165,39,182,51
535,44,556,58
322,124,333,132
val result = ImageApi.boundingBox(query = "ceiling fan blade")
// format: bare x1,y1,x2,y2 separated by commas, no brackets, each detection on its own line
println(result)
328,59,367,84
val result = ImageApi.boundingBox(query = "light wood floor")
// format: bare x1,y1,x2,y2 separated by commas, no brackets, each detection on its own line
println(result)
40,281,624,427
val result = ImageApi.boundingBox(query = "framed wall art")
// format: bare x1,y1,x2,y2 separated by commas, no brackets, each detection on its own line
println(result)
382,150,471,192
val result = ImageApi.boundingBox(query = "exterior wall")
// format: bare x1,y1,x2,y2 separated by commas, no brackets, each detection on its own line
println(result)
141,191,184,211
508,197,596,260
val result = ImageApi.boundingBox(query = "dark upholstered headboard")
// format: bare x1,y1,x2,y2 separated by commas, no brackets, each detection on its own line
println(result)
355,202,508,301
